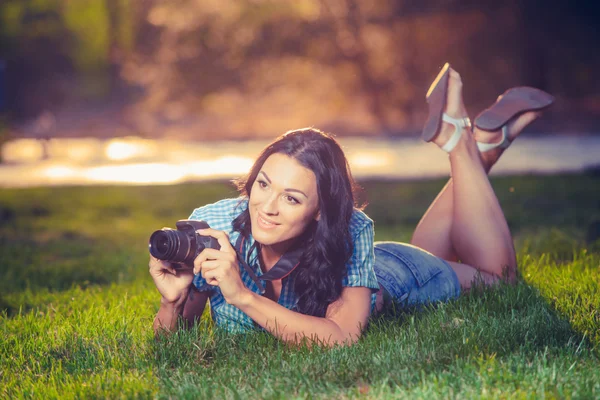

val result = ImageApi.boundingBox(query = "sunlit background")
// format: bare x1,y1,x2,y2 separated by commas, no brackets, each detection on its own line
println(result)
1,0,599,186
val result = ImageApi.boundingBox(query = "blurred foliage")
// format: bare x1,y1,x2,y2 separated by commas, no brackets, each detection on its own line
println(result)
0,0,599,136
0,117,9,163
0,0,134,116
62,1,111,95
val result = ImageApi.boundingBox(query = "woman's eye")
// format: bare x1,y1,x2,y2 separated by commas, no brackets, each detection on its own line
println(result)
285,195,299,204
257,180,268,189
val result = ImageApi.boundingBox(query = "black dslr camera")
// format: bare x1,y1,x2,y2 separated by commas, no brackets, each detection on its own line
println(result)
149,220,221,268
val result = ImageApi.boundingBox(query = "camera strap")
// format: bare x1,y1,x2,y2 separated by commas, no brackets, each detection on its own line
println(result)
234,234,303,294
196,232,303,294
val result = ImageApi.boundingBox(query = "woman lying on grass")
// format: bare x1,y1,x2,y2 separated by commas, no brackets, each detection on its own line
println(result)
150,63,553,346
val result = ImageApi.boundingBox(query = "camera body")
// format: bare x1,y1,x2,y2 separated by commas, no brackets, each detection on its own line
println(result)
148,220,221,268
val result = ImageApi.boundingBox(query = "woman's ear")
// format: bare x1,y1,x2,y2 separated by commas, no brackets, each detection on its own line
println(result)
314,210,321,221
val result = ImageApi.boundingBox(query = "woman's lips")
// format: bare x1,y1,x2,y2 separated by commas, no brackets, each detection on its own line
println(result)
257,213,278,230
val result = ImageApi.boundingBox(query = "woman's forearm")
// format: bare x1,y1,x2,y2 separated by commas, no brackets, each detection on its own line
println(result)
234,291,355,346
153,295,187,335
154,287,209,336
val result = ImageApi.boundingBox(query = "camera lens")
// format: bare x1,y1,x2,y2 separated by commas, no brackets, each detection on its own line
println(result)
149,229,194,263
149,230,176,259
149,230,173,258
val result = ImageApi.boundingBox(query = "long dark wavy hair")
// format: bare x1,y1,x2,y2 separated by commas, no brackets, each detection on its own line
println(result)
232,128,361,317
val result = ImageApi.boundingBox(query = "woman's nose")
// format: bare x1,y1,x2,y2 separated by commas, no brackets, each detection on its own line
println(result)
261,194,278,215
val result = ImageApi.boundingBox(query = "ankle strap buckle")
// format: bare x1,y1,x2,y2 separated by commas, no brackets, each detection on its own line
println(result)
459,117,472,129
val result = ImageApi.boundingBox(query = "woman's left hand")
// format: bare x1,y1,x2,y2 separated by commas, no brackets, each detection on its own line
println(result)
193,228,250,306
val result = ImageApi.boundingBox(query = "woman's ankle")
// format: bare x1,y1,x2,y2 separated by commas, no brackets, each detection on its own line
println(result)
449,130,482,163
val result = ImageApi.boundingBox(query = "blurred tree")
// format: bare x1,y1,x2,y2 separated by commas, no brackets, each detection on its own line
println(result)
1,0,599,137
319,0,392,133
0,0,74,120
105,0,127,95
0,0,136,119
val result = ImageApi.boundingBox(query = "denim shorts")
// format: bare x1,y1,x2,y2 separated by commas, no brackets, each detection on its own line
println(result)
374,242,461,310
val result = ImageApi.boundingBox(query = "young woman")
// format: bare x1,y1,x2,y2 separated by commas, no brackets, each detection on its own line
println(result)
149,64,553,346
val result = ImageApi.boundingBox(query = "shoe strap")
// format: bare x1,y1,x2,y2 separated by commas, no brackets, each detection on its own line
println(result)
476,125,512,153
441,114,471,153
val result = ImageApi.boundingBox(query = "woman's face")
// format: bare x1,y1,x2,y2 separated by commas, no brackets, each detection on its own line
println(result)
249,153,320,252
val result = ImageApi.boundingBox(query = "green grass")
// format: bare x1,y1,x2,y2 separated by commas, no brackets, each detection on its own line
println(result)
1,173,599,399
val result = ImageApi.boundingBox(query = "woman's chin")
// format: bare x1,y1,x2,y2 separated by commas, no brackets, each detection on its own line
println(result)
251,226,278,245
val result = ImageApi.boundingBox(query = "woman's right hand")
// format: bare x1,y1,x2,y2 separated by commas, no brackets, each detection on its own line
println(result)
148,256,195,304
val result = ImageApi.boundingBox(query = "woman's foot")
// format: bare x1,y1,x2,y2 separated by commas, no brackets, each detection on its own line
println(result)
423,65,473,153
474,111,541,171
473,87,554,171
432,68,470,152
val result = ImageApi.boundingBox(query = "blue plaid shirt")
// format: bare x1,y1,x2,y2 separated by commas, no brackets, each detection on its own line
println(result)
190,198,379,332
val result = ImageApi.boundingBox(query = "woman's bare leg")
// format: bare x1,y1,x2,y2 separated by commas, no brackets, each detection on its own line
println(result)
411,69,521,288
411,97,540,264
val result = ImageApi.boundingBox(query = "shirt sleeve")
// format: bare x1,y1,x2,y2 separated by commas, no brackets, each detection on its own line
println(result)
188,198,244,231
341,220,379,291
